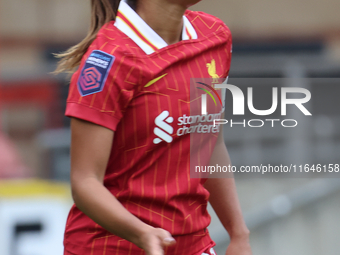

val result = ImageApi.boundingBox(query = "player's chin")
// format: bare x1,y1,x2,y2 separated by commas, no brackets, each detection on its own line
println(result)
169,0,202,8
187,0,203,7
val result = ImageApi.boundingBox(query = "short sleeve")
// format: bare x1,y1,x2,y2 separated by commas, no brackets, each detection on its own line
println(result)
65,46,136,131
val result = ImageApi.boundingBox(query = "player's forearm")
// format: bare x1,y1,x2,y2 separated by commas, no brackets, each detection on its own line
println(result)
71,175,152,247
205,141,249,239
205,178,249,239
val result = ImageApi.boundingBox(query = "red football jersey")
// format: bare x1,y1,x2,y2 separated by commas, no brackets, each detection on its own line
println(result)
64,1,232,254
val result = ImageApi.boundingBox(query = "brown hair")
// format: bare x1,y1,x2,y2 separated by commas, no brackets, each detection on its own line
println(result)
54,0,121,74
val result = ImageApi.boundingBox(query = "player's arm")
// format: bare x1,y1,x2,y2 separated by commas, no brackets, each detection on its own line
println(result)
69,117,175,255
204,124,252,255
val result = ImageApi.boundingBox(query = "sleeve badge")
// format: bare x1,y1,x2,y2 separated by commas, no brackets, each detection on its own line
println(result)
77,50,115,96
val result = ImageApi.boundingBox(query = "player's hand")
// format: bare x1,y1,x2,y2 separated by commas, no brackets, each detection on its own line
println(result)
137,227,176,255
225,235,252,255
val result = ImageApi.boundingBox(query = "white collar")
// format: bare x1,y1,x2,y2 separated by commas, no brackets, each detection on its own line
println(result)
114,0,198,54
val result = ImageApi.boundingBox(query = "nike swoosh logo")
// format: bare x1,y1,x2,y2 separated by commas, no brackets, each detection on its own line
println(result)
144,73,168,88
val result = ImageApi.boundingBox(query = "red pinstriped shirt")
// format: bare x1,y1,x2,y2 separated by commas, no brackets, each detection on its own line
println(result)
64,1,232,254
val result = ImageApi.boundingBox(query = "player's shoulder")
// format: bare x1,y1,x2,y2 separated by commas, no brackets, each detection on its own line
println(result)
185,10,231,37
81,22,139,73
91,21,140,57
75,23,141,91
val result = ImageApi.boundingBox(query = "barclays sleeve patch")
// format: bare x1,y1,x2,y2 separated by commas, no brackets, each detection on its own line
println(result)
77,50,115,96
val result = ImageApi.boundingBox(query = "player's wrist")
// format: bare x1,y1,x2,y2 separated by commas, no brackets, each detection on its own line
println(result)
133,225,176,253
131,224,154,249
228,226,250,241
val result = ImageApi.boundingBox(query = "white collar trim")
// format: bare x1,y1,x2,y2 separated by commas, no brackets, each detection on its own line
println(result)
114,0,198,54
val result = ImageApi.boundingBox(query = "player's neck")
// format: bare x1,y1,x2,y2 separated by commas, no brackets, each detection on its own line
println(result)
136,1,186,45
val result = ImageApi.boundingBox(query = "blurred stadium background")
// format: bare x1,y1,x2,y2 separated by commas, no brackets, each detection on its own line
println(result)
1,0,340,254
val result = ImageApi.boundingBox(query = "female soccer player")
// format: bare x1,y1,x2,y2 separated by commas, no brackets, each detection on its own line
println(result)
56,0,252,255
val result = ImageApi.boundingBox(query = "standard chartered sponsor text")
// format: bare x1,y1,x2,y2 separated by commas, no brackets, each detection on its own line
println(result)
177,113,221,136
